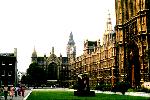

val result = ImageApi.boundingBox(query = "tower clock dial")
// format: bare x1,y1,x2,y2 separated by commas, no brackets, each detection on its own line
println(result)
70,46,74,53
67,32,76,61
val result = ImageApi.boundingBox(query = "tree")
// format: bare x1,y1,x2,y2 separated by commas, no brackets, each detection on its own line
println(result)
26,62,47,87
21,75,27,85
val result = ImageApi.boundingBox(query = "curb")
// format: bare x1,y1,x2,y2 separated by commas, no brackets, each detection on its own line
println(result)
23,90,32,100
94,90,150,97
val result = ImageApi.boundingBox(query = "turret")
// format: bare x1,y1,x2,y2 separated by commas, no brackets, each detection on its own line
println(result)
31,46,37,63
67,32,76,62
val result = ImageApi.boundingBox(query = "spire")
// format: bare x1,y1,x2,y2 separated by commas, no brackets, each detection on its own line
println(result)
68,32,75,45
52,47,54,54
69,32,73,40
97,39,100,47
32,46,37,57
60,53,62,57
34,46,36,52
105,10,113,33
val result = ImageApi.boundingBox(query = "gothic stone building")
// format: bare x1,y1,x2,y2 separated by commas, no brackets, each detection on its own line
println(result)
70,12,117,88
31,32,76,87
66,32,76,84
31,47,69,87
0,48,17,86
70,0,150,88
115,0,150,87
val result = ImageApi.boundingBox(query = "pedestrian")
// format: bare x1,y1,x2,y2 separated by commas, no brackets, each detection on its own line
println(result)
18,86,21,96
9,85,14,100
21,86,25,97
3,85,8,100
15,87,18,97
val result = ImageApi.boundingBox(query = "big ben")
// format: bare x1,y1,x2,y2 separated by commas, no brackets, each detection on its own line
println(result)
115,0,150,87
67,32,76,63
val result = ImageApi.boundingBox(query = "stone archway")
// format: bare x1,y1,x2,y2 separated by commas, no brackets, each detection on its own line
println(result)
127,41,140,87
47,62,58,80
47,53,60,80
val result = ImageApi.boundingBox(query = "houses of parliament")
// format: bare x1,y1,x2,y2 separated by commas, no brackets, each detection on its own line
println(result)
31,0,150,88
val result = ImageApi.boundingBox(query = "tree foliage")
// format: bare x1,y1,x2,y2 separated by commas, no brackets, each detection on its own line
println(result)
26,62,47,87
21,75,27,84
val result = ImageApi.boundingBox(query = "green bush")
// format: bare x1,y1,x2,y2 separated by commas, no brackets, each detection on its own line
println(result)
126,86,150,93
127,88,136,92
68,85,73,89
137,87,150,93
95,83,112,91
95,84,104,91
69,83,78,89
111,82,130,95
103,84,112,91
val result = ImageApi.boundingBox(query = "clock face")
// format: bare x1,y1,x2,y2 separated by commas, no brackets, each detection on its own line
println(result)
70,47,74,53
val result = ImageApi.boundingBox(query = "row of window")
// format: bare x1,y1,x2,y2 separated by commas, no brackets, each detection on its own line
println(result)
1,70,13,76
1,63,13,66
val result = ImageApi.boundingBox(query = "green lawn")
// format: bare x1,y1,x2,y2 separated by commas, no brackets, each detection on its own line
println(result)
27,90,150,100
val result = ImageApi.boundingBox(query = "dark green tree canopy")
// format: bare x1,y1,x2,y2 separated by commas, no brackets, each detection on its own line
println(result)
26,62,47,86
21,75,27,84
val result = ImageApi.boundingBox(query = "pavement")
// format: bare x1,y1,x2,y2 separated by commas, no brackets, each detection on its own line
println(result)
0,89,32,100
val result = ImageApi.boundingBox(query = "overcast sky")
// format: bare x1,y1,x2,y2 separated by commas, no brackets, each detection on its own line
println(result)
0,0,115,73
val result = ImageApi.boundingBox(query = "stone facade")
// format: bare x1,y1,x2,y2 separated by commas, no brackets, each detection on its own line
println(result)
115,0,150,87
59,55,70,87
70,12,117,88
31,47,61,80
66,32,76,85
31,32,76,87
70,0,150,88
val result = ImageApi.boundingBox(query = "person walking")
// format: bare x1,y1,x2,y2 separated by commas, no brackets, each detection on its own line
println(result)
9,86,15,100
18,86,21,96
21,86,25,97
3,85,8,100
14,86,18,97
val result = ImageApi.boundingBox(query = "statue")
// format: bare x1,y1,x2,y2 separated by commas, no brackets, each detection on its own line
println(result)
74,73,95,96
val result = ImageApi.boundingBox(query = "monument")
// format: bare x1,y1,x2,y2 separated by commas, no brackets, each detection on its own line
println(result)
74,73,95,96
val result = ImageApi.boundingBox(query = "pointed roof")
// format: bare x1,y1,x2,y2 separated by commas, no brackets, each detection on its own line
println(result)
105,10,113,34
69,32,73,40
32,46,37,57
52,47,54,54
68,32,75,45
47,47,60,65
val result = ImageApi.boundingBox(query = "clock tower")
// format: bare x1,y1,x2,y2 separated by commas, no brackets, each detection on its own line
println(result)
67,32,76,62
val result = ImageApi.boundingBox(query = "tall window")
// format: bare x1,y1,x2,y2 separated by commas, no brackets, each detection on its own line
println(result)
2,70,5,76
141,0,145,10
2,62,5,66
130,1,133,17
8,71,12,76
